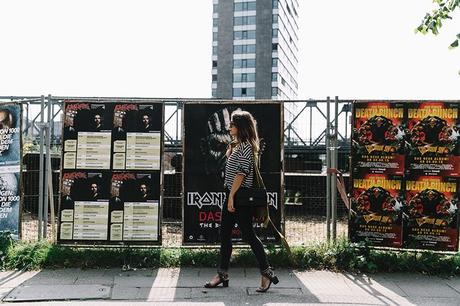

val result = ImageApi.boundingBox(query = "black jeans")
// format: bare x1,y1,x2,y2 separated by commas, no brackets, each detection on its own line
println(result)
219,191,269,273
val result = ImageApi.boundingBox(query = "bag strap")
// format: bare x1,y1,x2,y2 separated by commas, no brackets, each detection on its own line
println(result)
253,151,291,256
253,153,265,189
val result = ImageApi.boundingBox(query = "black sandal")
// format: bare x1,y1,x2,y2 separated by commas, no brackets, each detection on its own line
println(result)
256,268,279,293
204,271,229,288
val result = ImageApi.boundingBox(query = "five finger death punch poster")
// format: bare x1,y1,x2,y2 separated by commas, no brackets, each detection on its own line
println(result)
58,101,163,245
183,102,283,244
351,101,460,251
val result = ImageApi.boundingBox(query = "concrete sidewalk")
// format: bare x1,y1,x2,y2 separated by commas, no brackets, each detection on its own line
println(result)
1,268,460,305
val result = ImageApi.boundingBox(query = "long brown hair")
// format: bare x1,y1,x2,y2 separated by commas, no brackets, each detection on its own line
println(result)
231,110,260,153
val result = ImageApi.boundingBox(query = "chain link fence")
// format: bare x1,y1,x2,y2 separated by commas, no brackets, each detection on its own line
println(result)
10,97,352,246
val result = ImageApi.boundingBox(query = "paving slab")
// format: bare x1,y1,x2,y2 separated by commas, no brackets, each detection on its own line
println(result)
342,273,408,297
395,278,460,298
0,271,39,288
294,270,353,296
230,268,300,288
3,284,110,302
0,287,13,300
191,287,244,299
113,276,157,287
111,285,191,301
246,287,303,296
20,269,79,285
140,287,191,301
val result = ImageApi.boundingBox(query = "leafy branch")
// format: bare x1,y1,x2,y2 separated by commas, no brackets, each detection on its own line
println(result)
417,0,460,50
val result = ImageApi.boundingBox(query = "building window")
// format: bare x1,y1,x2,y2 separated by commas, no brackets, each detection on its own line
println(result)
212,46,217,55
234,30,256,40
234,16,256,26
272,87,278,96
272,58,278,67
212,60,217,68
271,73,277,81
272,14,278,24
213,18,218,27
234,73,255,82
233,59,256,68
234,1,256,11
213,4,218,12
212,89,216,97
212,74,218,82
234,44,256,54
213,32,218,41
233,87,255,97
272,0,278,9
272,29,278,38
272,43,278,51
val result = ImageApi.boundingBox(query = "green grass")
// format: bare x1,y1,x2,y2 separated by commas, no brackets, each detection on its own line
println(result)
1,233,460,275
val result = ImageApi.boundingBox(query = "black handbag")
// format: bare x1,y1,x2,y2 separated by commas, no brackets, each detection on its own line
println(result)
234,152,267,208
234,186,267,207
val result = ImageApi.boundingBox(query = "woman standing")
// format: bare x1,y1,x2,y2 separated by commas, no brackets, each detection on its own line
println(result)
204,110,279,293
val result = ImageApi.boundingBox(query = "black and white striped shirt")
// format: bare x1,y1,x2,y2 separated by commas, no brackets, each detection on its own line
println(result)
224,141,254,190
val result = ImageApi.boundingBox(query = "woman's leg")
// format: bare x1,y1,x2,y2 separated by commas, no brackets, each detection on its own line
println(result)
219,199,236,272
235,207,269,272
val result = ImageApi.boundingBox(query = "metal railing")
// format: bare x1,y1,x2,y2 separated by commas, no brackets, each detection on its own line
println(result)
1,95,351,245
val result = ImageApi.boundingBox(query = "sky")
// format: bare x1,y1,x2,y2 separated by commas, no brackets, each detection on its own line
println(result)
0,0,459,100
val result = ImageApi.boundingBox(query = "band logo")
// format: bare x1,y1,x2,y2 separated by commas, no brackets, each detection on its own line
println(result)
187,191,278,210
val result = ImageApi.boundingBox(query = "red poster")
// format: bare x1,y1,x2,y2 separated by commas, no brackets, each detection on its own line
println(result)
406,102,460,177
349,173,403,247
352,102,405,175
403,176,459,251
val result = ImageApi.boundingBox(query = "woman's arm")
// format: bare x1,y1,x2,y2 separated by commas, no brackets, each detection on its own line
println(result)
227,173,245,212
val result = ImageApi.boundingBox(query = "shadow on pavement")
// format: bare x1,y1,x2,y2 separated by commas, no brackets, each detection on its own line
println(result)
1,268,460,305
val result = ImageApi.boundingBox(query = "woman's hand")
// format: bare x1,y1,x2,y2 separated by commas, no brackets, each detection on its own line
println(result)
227,195,235,213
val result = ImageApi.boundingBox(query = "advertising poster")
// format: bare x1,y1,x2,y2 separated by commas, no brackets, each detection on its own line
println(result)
59,170,110,241
349,173,404,247
183,103,282,244
403,176,459,251
109,172,160,241
406,102,460,177
59,101,163,245
352,102,405,176
63,102,112,170
112,103,162,171
0,103,21,239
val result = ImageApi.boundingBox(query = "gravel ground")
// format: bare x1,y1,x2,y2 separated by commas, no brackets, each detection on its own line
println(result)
21,213,348,246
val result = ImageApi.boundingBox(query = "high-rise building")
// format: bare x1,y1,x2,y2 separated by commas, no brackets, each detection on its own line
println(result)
211,0,299,101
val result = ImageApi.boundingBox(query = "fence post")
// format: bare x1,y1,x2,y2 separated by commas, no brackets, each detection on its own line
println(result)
326,97,331,242
331,96,339,241
38,95,45,240
43,95,53,238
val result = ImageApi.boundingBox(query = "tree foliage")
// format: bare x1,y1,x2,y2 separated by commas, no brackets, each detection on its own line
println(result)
417,0,460,50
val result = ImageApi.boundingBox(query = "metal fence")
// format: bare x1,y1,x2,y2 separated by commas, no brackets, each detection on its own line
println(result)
1,96,352,246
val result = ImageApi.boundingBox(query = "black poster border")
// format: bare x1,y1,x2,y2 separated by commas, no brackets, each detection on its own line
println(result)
57,100,164,247
181,100,285,246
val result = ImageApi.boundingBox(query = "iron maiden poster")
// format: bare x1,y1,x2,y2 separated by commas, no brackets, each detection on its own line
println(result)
59,101,163,245
349,173,403,247
403,176,459,251
406,102,460,177
0,103,21,239
352,102,405,176
183,102,283,244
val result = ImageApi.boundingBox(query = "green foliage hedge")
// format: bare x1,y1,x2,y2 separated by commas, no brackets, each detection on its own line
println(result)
1,233,460,275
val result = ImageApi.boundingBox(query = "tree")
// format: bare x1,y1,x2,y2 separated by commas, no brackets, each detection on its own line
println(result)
417,0,460,72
